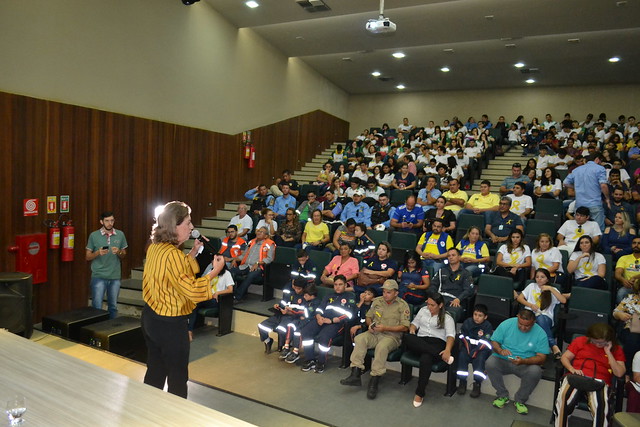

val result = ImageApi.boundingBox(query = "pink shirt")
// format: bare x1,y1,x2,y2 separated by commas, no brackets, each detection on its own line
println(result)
325,255,360,284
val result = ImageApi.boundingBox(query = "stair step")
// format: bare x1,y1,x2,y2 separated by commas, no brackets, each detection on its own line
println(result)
121,278,142,291
216,209,236,220
202,218,229,228
131,268,143,281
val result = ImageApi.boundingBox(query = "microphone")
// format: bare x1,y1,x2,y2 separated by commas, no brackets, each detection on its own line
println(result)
191,229,216,253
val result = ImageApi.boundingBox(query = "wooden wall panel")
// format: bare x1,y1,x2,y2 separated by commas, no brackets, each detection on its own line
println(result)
0,92,349,321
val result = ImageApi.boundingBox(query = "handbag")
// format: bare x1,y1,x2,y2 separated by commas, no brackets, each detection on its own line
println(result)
566,358,605,392
630,313,640,334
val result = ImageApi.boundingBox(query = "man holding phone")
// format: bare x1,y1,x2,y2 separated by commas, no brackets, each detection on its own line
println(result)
86,211,128,318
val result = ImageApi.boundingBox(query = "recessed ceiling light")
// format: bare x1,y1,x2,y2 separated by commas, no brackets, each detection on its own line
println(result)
440,67,450,73
442,48,454,53
609,56,621,63
392,52,405,59
525,79,535,84
245,1,259,8
371,71,381,77
514,62,525,68
568,38,580,43
484,15,494,20
505,44,516,48
396,84,405,90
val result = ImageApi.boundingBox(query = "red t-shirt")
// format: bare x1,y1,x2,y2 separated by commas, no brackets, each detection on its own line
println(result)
567,336,625,386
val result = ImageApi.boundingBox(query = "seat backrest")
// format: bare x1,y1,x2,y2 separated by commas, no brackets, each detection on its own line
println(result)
525,219,556,237
535,198,563,215
391,189,413,205
535,211,562,230
568,287,611,313
477,274,514,299
366,229,389,245
274,246,297,264
458,214,485,230
390,231,418,251
308,250,332,273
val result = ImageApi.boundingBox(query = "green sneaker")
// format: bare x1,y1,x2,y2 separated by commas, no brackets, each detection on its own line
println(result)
492,397,510,409
514,401,528,415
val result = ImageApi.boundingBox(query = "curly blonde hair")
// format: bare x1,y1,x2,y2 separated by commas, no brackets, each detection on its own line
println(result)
151,201,191,245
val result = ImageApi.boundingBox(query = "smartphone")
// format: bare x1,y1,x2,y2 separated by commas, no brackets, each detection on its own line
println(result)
102,246,109,250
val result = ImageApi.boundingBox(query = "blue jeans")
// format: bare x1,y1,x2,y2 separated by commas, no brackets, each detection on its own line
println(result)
422,259,445,275
91,277,121,319
585,204,605,232
535,314,556,347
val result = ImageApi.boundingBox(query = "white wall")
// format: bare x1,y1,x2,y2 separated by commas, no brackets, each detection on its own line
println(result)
0,0,348,135
347,85,640,137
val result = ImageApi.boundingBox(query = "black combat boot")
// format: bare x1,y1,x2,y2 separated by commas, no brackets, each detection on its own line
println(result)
340,367,362,386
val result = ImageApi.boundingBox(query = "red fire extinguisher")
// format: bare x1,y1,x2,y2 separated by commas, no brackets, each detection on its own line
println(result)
248,144,255,168
45,220,60,249
60,216,75,262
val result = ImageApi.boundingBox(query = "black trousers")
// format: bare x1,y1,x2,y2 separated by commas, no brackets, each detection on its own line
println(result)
141,305,190,398
404,334,457,398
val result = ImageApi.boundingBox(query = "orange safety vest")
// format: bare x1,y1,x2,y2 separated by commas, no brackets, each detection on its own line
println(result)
218,237,246,259
240,238,275,269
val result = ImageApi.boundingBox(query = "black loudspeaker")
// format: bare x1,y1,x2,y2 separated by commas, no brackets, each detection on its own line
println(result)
79,316,147,363
0,272,33,338
42,307,109,340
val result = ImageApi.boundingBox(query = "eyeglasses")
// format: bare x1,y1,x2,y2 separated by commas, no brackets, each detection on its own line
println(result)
226,231,234,234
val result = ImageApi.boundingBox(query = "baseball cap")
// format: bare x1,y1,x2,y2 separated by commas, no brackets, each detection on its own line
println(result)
381,279,399,291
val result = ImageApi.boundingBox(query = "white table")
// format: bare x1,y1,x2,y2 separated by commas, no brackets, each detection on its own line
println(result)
0,330,251,426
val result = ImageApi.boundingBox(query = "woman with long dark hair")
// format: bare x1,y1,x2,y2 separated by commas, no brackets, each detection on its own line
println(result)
567,235,607,289
492,229,531,288
398,250,431,305
404,293,457,408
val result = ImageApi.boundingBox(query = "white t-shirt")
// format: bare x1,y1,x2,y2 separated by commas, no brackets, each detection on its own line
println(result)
351,170,371,182
569,252,606,280
632,352,640,392
557,220,602,248
536,155,553,171
398,123,413,133
256,219,278,234
521,282,560,323
531,247,564,273
464,146,482,158
456,155,470,168
508,129,520,143
377,173,394,187
552,155,573,170
534,179,562,197
229,215,253,234
606,168,631,183
507,194,534,216
199,269,234,294
497,244,531,265
365,186,385,199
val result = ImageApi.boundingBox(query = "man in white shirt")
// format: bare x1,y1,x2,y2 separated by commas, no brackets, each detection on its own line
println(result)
556,206,602,252
624,116,638,141
507,182,533,221
543,114,557,130
352,161,372,183
397,117,415,136
549,148,573,171
228,204,254,238
536,145,552,175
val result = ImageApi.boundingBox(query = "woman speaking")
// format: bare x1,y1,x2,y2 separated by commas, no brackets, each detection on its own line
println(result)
142,201,225,398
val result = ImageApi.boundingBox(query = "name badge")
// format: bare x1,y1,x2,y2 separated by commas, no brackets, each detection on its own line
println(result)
498,225,504,230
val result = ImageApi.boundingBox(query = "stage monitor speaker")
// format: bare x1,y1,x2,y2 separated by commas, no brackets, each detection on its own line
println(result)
80,316,147,363
0,272,33,338
42,307,109,341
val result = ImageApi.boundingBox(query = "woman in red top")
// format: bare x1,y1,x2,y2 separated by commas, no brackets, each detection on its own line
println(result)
553,323,626,426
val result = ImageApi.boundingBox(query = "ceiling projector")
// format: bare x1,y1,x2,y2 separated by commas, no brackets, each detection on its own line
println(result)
366,17,396,34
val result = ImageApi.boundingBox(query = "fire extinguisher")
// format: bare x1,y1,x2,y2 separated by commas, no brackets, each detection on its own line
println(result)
44,220,60,249
248,144,255,168
60,215,75,262
243,131,250,159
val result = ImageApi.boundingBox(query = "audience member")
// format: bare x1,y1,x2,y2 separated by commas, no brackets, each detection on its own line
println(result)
328,218,357,253
340,280,410,400
500,163,530,195
271,169,300,198
441,178,468,217
457,226,491,277
273,183,298,222
459,180,500,223
614,236,640,303
390,194,425,234
456,304,493,398
341,189,372,227
274,208,302,247
424,196,456,234
298,275,356,373
430,248,474,321
534,167,562,199
606,187,634,227
356,242,397,296
556,206,602,252
516,268,566,357
218,224,246,268
566,235,607,290
319,189,343,223
554,323,625,426
257,278,307,353
300,210,330,252
603,211,636,263
256,208,277,239
352,223,376,258
370,193,395,230
296,191,320,223
244,184,275,217
415,219,454,274
230,227,275,302
530,233,564,284
492,229,532,288
227,203,253,238
507,182,534,221
416,175,441,213
485,197,524,249
563,153,610,231
613,281,640,375
404,293,457,408
392,163,417,191
486,310,549,415
320,243,359,290
397,250,431,305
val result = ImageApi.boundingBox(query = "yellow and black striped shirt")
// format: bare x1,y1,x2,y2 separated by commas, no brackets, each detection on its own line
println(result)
142,243,213,317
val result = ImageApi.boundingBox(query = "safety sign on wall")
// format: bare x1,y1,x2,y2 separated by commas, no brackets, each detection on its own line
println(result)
47,196,57,214
60,195,70,213
23,198,39,216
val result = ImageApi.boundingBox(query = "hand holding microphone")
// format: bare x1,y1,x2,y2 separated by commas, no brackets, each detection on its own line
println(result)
191,229,216,252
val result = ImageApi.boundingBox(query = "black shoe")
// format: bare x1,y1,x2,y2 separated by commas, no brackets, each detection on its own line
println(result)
457,381,467,395
279,348,290,359
285,351,300,364
301,359,317,372
264,338,273,354
470,382,481,398
314,363,325,373
367,376,380,400
340,367,363,386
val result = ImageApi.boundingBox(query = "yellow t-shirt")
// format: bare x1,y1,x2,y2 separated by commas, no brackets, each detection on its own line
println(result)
467,192,500,210
418,232,454,256
304,221,329,243
442,190,468,211
616,254,640,281
456,241,490,261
